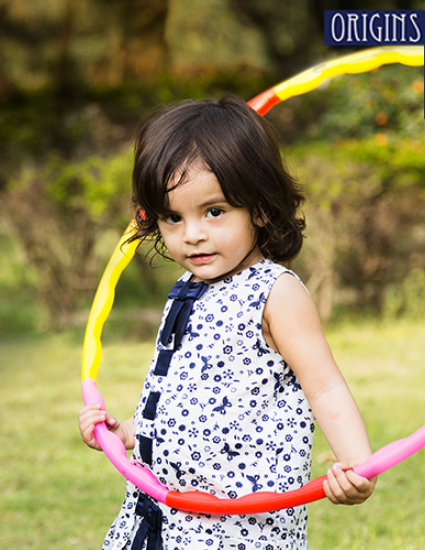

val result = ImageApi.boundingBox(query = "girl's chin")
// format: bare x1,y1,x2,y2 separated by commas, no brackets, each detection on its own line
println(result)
187,264,232,283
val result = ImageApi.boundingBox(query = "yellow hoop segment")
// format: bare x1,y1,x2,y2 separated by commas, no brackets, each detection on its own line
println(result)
248,46,424,114
81,222,138,381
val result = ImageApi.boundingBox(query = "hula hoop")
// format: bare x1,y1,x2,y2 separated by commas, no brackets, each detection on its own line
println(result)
82,46,425,515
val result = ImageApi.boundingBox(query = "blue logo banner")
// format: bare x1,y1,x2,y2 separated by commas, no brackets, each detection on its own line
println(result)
324,10,425,46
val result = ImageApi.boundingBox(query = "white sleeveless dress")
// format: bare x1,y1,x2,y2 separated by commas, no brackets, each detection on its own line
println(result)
103,259,315,550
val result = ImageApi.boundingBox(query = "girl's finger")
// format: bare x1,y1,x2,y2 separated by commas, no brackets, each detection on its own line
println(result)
80,411,106,430
325,464,362,504
78,404,101,424
104,412,117,427
84,424,95,441
324,469,347,504
79,403,102,415
344,469,370,491
331,464,354,493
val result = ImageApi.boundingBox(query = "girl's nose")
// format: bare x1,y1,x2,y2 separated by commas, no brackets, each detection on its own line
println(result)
183,220,207,244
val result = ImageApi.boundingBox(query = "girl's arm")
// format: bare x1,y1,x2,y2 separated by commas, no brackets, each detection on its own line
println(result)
78,404,135,452
263,273,376,505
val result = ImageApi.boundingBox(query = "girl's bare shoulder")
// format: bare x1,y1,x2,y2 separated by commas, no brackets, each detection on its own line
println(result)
264,271,316,324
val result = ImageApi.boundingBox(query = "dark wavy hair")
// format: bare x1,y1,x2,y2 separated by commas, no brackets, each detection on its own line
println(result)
130,95,305,263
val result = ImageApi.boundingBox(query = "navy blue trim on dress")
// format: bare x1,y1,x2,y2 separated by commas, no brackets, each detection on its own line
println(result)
139,436,153,465
143,391,161,420
153,349,174,376
153,280,208,377
139,391,161,464
131,493,163,550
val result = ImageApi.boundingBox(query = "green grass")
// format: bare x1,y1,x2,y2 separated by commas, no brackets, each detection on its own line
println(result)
1,319,425,549
0,333,153,548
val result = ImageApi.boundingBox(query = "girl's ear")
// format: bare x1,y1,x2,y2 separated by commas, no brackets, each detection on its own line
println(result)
253,206,269,228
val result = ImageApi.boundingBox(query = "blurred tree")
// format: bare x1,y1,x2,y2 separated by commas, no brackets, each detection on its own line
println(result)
55,0,78,98
165,0,269,73
0,0,169,93
229,0,325,78
3,149,133,330
92,0,169,82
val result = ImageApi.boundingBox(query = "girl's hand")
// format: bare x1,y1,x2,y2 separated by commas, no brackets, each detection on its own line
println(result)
78,403,128,451
323,460,377,505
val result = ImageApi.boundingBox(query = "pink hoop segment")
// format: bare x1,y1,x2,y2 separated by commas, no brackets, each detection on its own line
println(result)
354,424,425,479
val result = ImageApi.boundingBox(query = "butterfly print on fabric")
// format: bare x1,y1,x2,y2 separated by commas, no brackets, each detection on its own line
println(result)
212,396,232,414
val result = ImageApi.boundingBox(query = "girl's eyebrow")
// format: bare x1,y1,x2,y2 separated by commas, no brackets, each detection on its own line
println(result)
198,196,228,208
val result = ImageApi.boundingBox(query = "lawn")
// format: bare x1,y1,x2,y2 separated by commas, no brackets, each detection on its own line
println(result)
0,319,424,549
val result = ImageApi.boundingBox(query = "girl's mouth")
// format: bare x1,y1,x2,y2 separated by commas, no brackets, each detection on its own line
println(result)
189,253,216,264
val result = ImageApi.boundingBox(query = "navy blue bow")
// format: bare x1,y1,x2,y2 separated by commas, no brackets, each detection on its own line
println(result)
131,494,163,550
154,279,208,376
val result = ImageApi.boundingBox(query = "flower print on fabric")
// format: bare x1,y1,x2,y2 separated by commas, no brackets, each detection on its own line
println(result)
103,259,315,550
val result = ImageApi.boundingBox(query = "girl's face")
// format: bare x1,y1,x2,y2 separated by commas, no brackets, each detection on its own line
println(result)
157,160,264,284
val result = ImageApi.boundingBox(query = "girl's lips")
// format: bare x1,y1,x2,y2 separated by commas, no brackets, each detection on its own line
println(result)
188,253,216,264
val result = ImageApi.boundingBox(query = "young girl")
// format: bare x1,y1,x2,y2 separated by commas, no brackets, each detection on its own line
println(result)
79,95,376,550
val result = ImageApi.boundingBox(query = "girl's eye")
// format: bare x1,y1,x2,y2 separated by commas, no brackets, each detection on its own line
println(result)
206,208,224,219
164,214,181,224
